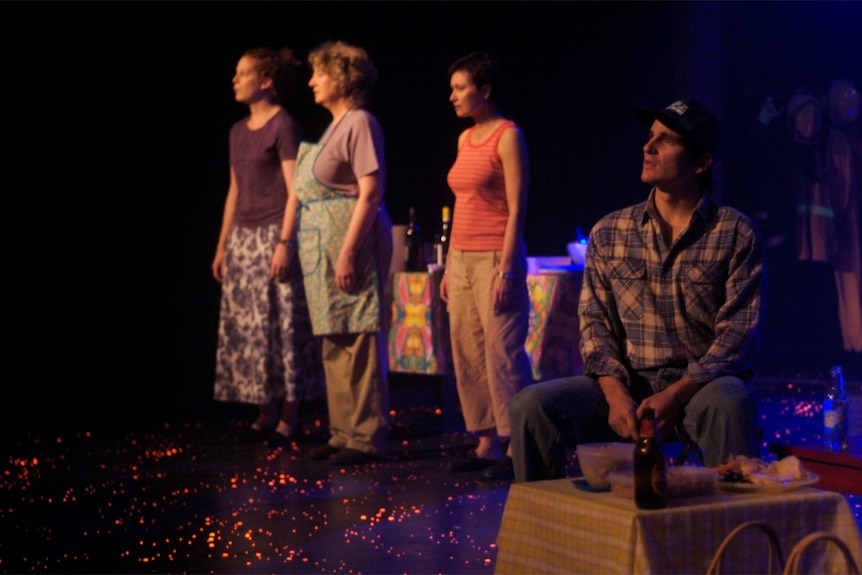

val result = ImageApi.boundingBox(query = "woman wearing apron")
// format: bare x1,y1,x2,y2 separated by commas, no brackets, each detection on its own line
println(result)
295,41,393,466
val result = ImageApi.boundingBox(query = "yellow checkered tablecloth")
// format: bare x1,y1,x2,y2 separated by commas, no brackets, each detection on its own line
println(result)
494,478,862,574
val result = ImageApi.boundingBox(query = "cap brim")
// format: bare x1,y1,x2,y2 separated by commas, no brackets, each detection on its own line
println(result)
634,106,690,140
632,106,657,123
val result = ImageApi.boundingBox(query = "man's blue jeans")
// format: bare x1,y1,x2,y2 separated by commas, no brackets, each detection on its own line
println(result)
509,370,759,482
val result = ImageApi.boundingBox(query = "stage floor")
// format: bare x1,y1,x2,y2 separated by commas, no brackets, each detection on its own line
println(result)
1,372,860,574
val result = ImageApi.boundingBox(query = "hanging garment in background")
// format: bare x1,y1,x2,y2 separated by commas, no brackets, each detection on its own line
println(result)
791,82,862,352
792,126,862,352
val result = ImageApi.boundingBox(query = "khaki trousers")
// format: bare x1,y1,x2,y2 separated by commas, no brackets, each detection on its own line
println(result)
446,249,532,437
322,331,390,455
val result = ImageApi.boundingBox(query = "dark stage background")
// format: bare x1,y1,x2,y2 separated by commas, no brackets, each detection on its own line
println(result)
11,1,860,428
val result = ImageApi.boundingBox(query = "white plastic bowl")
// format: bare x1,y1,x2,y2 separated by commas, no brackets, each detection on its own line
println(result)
576,442,634,490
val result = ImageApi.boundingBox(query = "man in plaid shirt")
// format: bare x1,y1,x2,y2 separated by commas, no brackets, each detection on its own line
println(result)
510,100,765,482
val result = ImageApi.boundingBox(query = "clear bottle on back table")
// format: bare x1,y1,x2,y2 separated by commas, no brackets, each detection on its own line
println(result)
823,365,849,452
634,407,667,509
435,206,451,267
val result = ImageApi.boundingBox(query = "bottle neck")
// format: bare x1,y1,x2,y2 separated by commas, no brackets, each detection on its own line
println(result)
639,421,654,438
832,375,845,392
831,366,845,389
639,410,657,438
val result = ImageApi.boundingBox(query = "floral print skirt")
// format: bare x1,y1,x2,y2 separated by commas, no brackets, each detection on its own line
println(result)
214,224,324,406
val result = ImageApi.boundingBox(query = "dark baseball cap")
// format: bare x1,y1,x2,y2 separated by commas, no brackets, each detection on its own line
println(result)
633,99,722,155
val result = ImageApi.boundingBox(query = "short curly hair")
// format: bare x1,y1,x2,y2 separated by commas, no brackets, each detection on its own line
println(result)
308,41,378,108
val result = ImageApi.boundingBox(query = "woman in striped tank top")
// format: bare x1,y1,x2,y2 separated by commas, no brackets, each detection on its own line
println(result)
440,52,533,481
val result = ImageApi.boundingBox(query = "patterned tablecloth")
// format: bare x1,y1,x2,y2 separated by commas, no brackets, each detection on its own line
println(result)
494,478,862,575
525,271,583,381
388,270,453,375
388,270,584,379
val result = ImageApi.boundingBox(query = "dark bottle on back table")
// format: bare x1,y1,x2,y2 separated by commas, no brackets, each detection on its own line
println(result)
404,207,425,272
634,407,667,509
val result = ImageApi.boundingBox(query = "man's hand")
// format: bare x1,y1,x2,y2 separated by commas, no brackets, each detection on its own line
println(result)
599,375,639,441
636,376,698,440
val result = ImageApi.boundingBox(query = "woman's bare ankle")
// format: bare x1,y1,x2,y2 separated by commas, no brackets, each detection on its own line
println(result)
252,401,279,430
475,434,502,459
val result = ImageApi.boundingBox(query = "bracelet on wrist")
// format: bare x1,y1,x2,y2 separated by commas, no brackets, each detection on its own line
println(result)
496,270,514,280
277,238,293,247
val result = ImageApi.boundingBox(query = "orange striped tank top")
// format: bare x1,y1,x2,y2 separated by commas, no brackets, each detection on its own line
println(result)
446,120,516,251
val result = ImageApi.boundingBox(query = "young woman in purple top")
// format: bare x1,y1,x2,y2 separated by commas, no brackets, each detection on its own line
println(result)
212,47,323,446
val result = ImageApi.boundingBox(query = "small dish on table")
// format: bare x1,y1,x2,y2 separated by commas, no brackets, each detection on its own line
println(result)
715,454,819,493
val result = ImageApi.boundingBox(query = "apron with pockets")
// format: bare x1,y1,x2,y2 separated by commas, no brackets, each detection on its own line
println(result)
294,140,384,335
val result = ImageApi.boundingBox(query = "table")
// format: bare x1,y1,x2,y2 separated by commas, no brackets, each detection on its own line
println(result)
388,270,584,380
494,478,862,574
525,270,583,381
388,269,453,375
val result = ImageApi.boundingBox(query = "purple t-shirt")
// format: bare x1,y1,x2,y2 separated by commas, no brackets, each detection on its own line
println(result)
313,109,385,197
230,108,300,227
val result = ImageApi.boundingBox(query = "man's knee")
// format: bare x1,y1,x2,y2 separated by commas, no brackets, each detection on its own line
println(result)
691,377,753,411
715,380,756,416
510,384,539,423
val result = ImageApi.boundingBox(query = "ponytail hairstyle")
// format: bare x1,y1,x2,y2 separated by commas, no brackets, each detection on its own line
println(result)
243,46,304,107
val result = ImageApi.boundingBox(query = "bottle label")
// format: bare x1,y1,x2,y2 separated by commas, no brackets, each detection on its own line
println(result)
824,406,848,432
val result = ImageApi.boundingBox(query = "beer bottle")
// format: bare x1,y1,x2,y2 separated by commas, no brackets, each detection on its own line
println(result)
634,408,667,509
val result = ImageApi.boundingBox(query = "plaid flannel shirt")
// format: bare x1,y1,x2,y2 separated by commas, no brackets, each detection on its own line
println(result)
579,189,766,387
